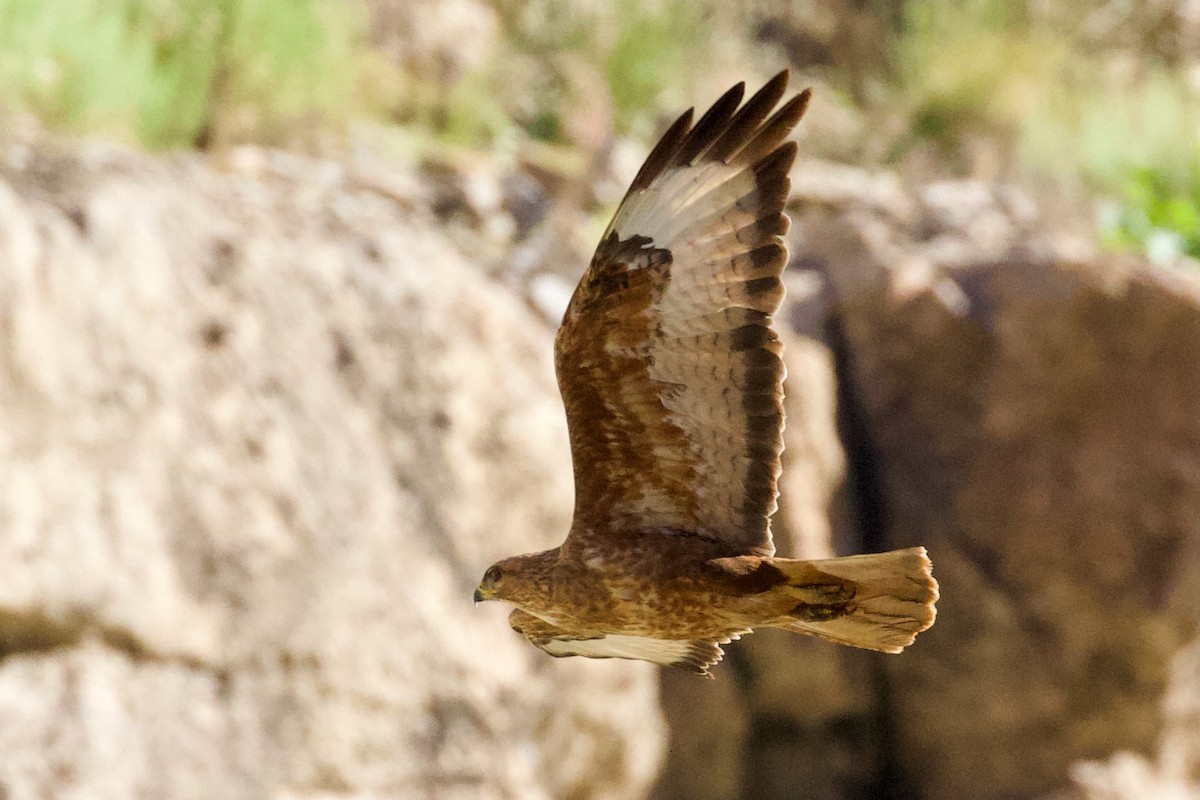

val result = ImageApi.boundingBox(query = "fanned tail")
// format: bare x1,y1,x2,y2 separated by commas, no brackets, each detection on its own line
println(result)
773,546,939,653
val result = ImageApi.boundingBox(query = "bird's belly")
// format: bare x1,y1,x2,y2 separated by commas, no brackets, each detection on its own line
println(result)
539,536,783,639
564,578,748,639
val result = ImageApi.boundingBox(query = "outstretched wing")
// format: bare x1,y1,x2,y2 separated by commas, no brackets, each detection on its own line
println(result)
556,71,809,556
509,610,747,677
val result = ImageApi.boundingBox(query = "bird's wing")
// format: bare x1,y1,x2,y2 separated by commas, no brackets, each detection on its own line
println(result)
556,71,808,556
509,609,747,677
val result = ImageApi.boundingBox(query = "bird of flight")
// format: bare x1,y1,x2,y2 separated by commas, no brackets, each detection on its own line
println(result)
475,71,938,676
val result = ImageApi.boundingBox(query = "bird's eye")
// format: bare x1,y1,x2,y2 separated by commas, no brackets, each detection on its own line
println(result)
485,566,503,583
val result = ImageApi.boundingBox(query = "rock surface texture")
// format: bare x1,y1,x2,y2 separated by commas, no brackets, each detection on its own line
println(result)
2,136,1197,800
655,166,1200,800
0,140,664,800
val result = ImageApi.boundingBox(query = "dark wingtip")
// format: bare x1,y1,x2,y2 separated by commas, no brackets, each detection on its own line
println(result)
735,88,812,168
627,106,696,194
707,70,793,164
795,86,813,118
674,81,746,166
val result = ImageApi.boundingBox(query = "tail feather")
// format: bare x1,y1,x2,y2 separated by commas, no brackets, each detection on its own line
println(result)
774,546,939,654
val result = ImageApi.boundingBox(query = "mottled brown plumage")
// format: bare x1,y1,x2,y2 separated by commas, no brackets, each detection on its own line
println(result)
476,72,938,676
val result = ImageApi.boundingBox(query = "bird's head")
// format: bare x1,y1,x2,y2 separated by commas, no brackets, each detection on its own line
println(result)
473,550,557,605
474,561,509,603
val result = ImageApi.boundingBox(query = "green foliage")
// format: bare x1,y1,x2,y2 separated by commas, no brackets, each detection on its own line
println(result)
438,69,518,149
1070,70,1200,262
0,0,374,149
893,0,1200,263
895,0,1065,157
1101,161,1200,262
477,0,726,147
2,0,1195,267
602,0,712,135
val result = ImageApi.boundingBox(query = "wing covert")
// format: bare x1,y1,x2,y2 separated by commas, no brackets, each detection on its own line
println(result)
555,71,810,555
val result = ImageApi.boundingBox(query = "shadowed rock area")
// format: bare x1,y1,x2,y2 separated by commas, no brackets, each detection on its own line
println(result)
0,140,664,800
656,166,1200,800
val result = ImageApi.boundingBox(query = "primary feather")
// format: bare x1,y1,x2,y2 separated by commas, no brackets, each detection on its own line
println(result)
556,73,811,556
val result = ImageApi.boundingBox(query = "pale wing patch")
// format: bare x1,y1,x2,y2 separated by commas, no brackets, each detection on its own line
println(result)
511,609,748,675
605,157,790,545
535,632,748,677
556,73,809,556
612,162,741,246
540,635,696,664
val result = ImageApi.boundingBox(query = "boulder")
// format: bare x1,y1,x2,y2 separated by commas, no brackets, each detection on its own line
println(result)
0,139,664,800
655,166,1200,800
809,196,1200,800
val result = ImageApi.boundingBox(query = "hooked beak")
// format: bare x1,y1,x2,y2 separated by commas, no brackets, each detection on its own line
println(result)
473,587,487,604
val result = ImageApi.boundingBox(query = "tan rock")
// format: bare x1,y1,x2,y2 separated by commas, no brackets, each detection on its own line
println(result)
807,194,1200,800
656,172,1199,800
0,141,664,800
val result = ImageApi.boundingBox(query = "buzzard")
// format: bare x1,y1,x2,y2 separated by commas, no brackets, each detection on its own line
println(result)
475,71,938,676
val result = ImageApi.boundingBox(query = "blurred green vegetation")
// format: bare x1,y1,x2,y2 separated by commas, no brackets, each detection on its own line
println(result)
0,0,1196,262
894,0,1199,262
895,0,1066,165
1071,72,1200,261
0,0,377,148
1100,159,1200,261
403,0,724,151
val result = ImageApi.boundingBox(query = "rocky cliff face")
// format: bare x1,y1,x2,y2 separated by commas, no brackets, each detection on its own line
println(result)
655,167,1200,800
816,208,1200,800
0,139,663,800
1,136,1197,800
